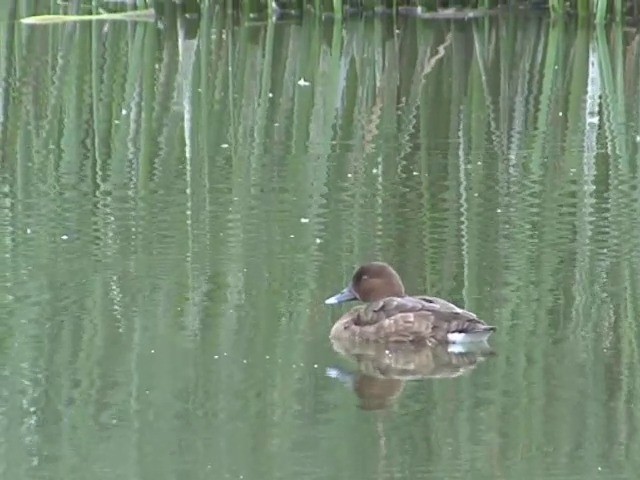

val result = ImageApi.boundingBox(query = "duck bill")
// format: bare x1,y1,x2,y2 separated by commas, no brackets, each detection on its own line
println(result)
324,286,358,305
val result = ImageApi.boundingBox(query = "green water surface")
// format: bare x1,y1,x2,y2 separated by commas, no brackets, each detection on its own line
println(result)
1,5,640,480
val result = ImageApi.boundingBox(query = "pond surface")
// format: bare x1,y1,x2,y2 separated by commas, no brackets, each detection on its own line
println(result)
1,5,640,480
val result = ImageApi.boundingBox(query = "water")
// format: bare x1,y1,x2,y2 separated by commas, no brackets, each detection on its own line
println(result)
1,6,640,480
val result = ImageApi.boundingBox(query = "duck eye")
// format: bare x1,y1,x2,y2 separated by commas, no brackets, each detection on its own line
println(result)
361,275,369,280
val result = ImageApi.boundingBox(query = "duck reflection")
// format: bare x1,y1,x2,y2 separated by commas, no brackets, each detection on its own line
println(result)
327,339,494,410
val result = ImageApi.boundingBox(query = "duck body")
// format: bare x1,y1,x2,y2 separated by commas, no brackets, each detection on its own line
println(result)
325,262,496,345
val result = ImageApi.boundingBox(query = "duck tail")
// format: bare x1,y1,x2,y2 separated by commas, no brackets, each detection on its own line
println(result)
448,323,496,344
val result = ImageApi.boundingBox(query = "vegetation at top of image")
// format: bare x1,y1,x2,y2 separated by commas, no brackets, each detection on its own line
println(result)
14,0,640,24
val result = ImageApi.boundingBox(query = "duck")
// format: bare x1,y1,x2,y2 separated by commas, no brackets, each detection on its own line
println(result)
324,262,496,345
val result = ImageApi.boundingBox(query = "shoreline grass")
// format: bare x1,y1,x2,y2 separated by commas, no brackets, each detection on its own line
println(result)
16,0,640,25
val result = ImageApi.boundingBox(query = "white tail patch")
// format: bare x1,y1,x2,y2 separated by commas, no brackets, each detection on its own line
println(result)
447,331,494,344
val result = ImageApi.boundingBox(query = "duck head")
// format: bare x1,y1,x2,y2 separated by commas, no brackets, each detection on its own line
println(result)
325,262,405,304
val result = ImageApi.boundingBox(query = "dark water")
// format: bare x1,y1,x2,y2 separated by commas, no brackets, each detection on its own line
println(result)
1,5,640,480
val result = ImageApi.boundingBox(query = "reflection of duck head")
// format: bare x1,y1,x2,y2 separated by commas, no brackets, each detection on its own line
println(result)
327,367,404,411
325,262,496,344
354,375,405,411
327,340,495,410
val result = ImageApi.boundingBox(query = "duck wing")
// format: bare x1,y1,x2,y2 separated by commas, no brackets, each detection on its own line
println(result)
354,296,495,344
413,295,478,317
355,297,432,326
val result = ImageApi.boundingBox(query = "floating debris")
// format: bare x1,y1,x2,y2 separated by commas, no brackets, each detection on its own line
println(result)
21,9,156,24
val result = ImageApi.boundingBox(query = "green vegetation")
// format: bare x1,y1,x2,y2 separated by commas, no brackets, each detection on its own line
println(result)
12,0,640,24
232,0,639,22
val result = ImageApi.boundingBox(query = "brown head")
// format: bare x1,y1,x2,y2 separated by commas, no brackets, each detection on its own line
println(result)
324,262,406,304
